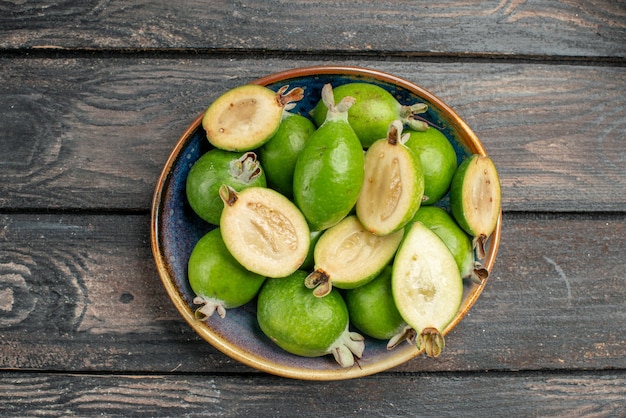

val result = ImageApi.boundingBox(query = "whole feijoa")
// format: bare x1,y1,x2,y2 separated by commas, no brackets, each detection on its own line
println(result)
258,112,316,197
186,149,266,225
293,83,365,231
405,126,458,205
257,270,365,367
311,82,429,148
188,228,266,319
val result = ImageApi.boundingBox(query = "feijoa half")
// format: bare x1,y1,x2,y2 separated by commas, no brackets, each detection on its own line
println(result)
449,154,501,259
356,120,424,236
219,185,310,278
305,215,404,297
188,228,266,319
257,270,365,368
392,222,463,357
203,84,304,151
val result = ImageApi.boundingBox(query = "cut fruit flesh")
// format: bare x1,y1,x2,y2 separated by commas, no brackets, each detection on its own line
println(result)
449,154,501,258
219,185,310,278
203,84,304,151
356,120,424,236
305,215,404,297
392,222,463,357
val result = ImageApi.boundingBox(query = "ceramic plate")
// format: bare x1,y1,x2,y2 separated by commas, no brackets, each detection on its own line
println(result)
151,66,501,380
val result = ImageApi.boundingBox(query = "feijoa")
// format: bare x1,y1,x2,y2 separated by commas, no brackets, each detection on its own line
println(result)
186,149,266,225
449,154,501,259
408,206,488,284
257,270,365,367
392,222,463,357
203,84,304,151
219,185,310,278
293,84,365,231
258,111,316,197
356,120,424,236
311,82,429,148
305,215,404,297
344,266,415,348
188,228,266,319
405,126,458,205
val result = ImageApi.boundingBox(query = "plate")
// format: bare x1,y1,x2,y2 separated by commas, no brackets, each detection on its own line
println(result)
151,65,501,380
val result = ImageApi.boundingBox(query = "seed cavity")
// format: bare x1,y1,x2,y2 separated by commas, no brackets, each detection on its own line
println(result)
243,201,298,260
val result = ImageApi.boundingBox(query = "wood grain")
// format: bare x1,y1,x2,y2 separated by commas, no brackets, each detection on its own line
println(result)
0,371,624,416
1,58,624,212
1,1,625,59
1,213,624,374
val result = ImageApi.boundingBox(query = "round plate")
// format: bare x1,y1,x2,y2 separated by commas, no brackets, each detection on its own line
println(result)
151,65,502,380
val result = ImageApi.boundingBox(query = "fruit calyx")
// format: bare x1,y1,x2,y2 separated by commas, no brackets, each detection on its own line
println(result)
193,295,227,320
400,103,429,131
417,327,445,358
470,262,490,284
386,325,417,350
321,83,355,122
229,151,263,183
304,269,332,298
275,84,305,112
219,184,239,207
329,324,365,368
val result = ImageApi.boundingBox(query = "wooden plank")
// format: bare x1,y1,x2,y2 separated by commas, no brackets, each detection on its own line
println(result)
1,57,625,212
0,371,624,416
1,1,625,59
1,213,624,374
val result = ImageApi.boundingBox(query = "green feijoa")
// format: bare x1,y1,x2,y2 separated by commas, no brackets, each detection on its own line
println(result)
258,112,316,197
203,84,304,151
408,206,488,284
188,228,266,319
219,185,310,278
186,149,266,225
344,266,415,348
257,271,365,367
293,83,365,231
356,120,424,236
304,215,404,297
311,82,429,148
449,154,501,259
405,126,458,205
392,222,463,358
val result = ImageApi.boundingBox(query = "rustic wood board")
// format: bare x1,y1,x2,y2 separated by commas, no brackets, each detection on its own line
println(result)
1,58,624,211
1,213,624,374
1,1,625,59
0,371,624,416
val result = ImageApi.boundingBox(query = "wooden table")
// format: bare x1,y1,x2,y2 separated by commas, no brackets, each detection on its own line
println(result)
1,1,625,416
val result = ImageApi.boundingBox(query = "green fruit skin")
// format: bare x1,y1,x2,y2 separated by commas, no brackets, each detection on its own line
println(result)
258,113,316,197
293,120,365,231
407,206,474,279
311,83,401,148
300,230,323,271
186,149,266,225
405,127,458,205
257,271,349,357
188,228,266,308
344,266,407,340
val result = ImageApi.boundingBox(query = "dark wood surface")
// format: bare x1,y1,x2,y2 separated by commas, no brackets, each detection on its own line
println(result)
1,1,625,416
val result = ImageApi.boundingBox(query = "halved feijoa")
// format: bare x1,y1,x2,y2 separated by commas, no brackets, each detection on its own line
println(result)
257,270,365,367
202,84,304,151
408,206,488,284
219,185,310,278
392,222,463,357
449,154,501,259
305,215,404,297
356,120,424,236
188,228,265,319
